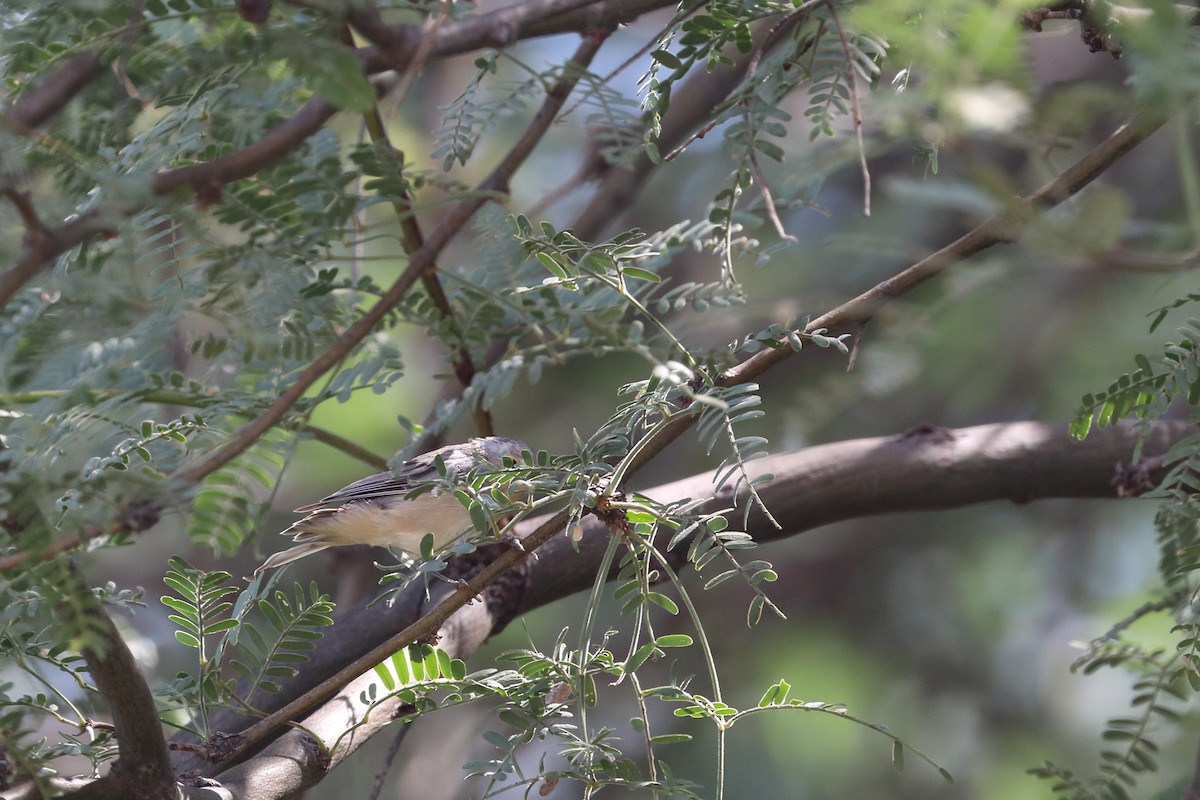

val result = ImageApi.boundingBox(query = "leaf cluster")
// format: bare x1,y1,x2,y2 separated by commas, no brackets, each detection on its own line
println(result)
158,557,334,736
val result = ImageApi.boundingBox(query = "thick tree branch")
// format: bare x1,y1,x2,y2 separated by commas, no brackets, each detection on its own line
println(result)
3,51,105,130
165,419,1191,783
522,418,1193,611
618,109,1170,479
61,582,175,800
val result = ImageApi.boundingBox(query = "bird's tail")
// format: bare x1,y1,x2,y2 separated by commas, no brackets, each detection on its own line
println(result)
253,542,330,576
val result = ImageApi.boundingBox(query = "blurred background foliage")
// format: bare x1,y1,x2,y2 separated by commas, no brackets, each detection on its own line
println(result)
4,0,1200,798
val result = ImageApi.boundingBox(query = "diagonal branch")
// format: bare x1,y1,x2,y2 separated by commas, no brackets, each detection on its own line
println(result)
0,0,668,313
211,508,572,777
151,96,340,197
3,51,105,130
160,418,1192,782
572,17,765,240
354,69,494,434
177,31,611,487
621,108,1170,478
742,109,1167,380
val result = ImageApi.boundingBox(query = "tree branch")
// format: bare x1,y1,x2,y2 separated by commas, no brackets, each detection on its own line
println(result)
0,502,160,574
572,21,760,240
176,31,610,488
60,579,175,800
0,212,117,313
163,418,1191,783
354,83,494,435
3,51,105,130
194,509,573,779
151,97,340,197
619,108,1170,479
522,418,1192,612
0,0,660,312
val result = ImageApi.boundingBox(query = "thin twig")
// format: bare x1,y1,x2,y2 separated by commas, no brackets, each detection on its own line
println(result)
621,109,1170,477
349,21,494,436
302,424,389,471
748,147,796,243
662,1,821,164
368,723,412,800
825,1,870,216
205,506,573,773
1,189,46,235
372,1,450,120
177,31,611,486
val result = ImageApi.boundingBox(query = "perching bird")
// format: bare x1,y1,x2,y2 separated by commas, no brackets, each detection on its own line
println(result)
254,436,529,575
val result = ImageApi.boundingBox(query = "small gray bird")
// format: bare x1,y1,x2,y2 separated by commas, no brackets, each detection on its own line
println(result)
254,436,529,575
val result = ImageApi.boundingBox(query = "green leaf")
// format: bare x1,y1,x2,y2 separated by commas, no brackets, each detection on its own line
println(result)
649,733,693,744
758,679,789,707
175,630,201,648
161,596,197,618
620,267,661,283
626,642,658,673
374,661,396,691
645,592,679,615
287,44,376,112
656,634,692,648
651,49,682,69
202,619,240,635
535,251,569,279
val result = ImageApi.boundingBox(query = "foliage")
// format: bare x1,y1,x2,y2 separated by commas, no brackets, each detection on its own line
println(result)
1066,281,1200,797
1,0,1200,798
159,557,334,736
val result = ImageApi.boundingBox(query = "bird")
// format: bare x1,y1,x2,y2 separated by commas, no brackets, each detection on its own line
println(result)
253,436,530,575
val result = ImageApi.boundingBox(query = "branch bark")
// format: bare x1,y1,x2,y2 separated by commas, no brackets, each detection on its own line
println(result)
617,108,1170,481
3,51,105,129
61,582,175,800
159,418,1191,787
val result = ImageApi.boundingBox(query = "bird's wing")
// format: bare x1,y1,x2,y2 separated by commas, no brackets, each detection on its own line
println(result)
292,449,460,512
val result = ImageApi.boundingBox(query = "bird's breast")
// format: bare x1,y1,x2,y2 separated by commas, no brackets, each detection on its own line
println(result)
302,492,474,553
